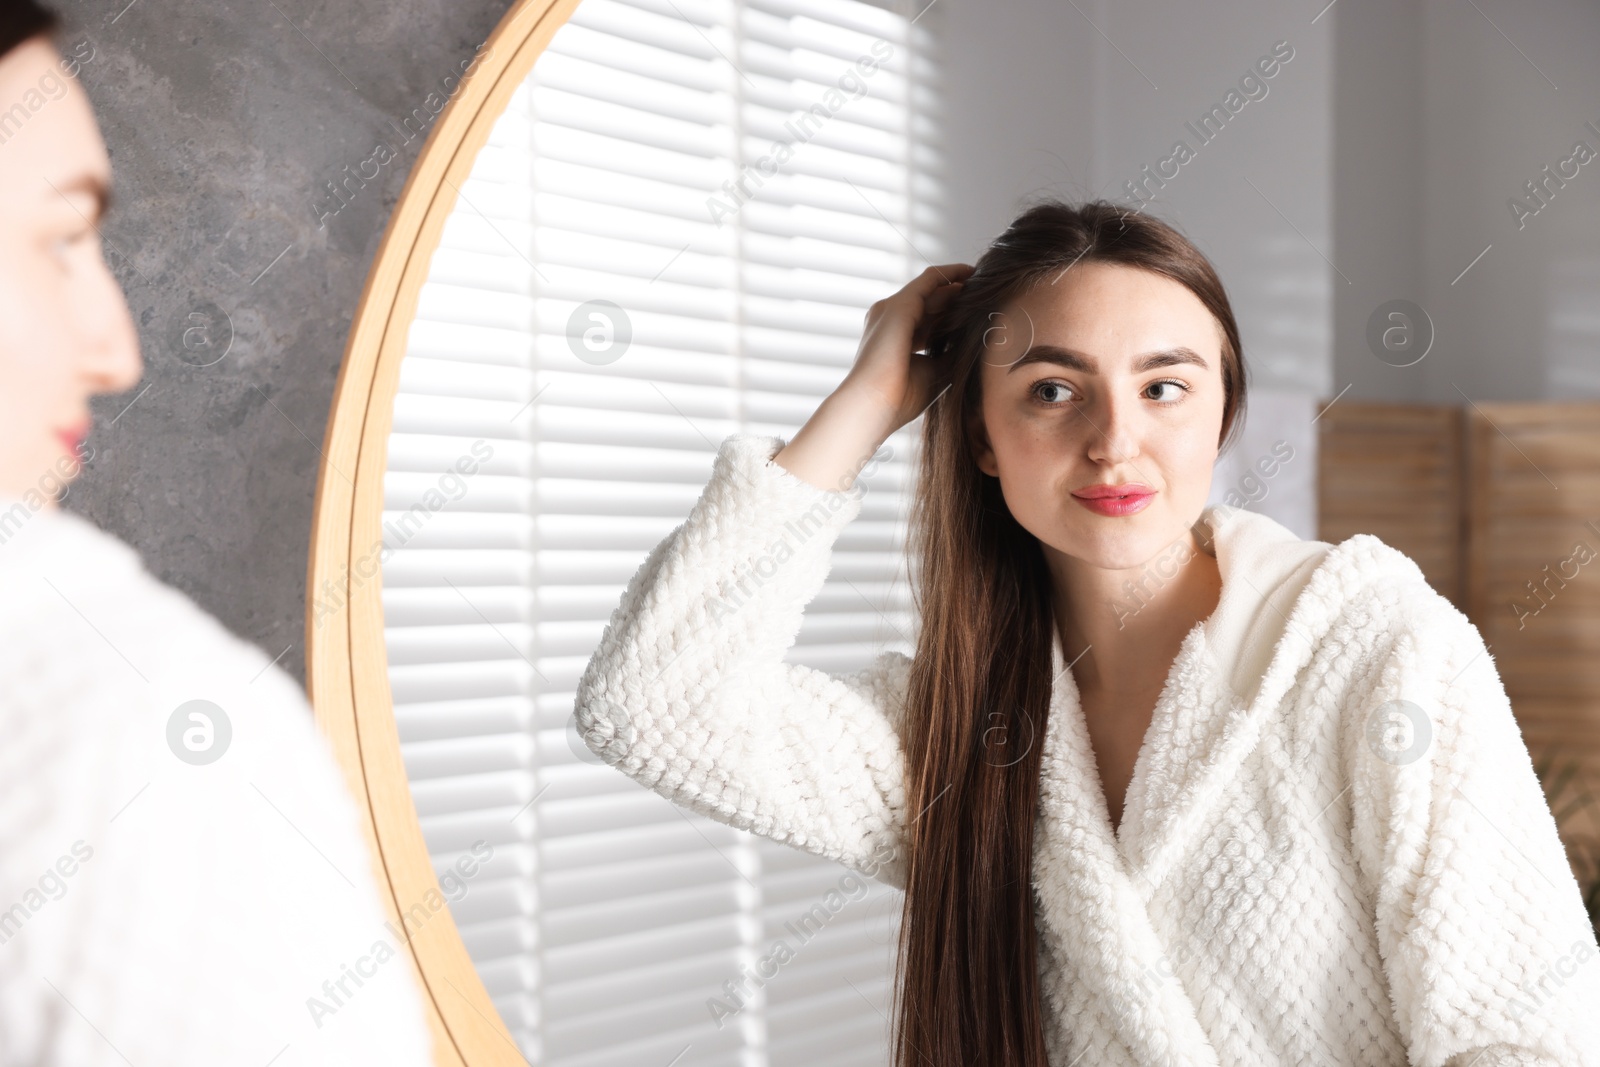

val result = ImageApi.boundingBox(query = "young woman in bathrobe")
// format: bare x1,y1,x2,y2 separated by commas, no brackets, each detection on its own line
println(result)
0,7,431,1063
576,199,1600,1066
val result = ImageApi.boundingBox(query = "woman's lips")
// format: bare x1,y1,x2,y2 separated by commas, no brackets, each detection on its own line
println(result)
56,421,90,458
1071,484,1154,517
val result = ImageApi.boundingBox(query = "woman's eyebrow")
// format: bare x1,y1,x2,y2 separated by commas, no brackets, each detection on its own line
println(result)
45,173,113,223
1006,344,1209,374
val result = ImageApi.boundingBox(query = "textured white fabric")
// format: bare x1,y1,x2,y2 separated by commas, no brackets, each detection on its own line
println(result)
0,500,433,1066
575,431,1600,1067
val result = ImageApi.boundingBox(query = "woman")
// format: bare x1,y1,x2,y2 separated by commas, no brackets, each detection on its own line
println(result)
0,7,431,1064
576,200,1600,1065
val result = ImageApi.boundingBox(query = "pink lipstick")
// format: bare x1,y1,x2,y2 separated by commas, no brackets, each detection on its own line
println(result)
56,419,91,459
1071,482,1154,517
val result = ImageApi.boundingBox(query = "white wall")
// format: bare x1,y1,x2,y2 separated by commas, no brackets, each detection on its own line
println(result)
1332,0,1427,404
1416,0,1600,402
935,0,1098,259
1335,0,1600,404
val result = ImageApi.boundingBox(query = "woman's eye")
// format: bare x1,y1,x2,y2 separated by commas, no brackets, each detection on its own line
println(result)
1146,379,1190,403
52,229,94,257
1031,380,1076,405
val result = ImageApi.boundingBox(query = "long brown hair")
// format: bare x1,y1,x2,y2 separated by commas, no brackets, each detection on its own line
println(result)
892,198,1248,1065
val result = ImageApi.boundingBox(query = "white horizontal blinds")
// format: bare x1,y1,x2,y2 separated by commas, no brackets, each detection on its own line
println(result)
734,0,937,668
385,73,544,1058
382,0,940,1062
529,4,759,1067
733,2,939,1062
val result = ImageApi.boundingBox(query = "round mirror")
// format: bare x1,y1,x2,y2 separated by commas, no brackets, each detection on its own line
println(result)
309,0,942,1061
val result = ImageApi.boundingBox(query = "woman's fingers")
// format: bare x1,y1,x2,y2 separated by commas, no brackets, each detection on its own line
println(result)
928,262,976,280
911,274,968,351
925,278,966,310
841,264,976,434
886,263,974,303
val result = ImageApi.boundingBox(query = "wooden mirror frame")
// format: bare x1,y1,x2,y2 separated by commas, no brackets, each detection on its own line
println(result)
305,0,581,1062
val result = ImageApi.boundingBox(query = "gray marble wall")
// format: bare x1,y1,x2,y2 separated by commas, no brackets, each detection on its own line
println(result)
56,0,514,685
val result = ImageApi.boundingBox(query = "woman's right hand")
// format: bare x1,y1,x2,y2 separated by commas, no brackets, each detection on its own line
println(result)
774,263,974,494
839,262,975,437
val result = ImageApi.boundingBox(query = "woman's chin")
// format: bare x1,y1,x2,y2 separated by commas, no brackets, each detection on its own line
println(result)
1051,517,1205,573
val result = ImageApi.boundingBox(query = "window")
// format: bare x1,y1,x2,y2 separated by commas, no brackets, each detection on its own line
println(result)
381,0,944,1062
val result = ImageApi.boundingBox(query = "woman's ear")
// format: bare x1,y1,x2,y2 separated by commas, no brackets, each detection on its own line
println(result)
966,400,999,478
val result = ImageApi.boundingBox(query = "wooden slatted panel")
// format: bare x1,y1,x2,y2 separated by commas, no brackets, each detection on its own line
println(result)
1464,402,1600,771
1316,402,1465,609
1464,402,1600,917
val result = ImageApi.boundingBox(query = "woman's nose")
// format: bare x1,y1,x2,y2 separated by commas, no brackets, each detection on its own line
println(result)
1084,389,1142,467
82,259,144,395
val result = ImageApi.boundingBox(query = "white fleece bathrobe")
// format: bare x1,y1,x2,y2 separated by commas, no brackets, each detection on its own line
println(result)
0,500,433,1066
575,432,1600,1067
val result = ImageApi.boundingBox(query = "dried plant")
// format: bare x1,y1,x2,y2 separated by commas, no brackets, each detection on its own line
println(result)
1533,750,1600,938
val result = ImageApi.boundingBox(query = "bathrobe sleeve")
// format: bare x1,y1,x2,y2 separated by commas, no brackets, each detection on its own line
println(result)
1348,592,1600,1067
573,432,912,887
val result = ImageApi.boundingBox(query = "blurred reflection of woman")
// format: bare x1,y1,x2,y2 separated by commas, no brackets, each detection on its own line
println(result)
0,7,431,1064
578,200,1600,1065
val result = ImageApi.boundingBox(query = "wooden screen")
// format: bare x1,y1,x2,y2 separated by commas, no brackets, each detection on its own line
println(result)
1463,403,1600,771
1317,402,1467,610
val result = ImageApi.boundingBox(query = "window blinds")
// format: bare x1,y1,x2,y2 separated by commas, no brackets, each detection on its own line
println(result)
381,0,944,1062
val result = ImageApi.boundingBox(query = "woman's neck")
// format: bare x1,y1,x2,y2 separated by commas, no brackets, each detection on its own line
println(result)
1048,523,1223,697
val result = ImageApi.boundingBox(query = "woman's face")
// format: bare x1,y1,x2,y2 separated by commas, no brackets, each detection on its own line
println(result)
968,261,1227,571
0,37,142,503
